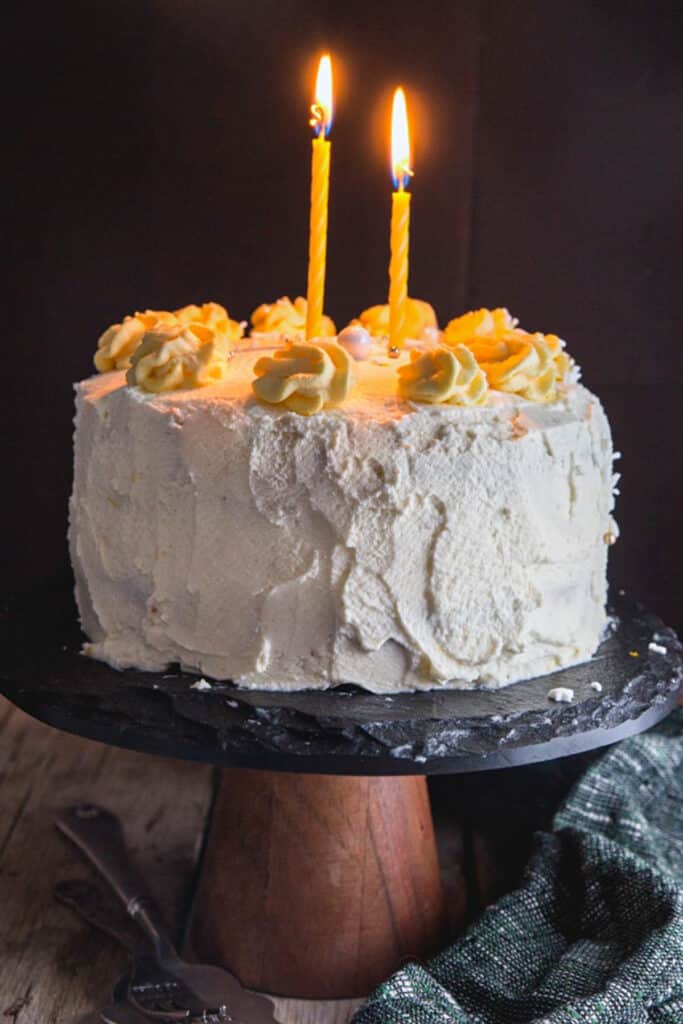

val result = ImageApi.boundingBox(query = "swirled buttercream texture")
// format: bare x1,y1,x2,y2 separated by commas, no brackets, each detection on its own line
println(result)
126,323,231,393
477,333,558,401
398,345,488,405
94,310,177,372
70,343,617,692
443,307,517,345
444,308,572,400
175,302,244,342
95,303,241,373
252,340,353,415
251,296,335,340
358,298,438,342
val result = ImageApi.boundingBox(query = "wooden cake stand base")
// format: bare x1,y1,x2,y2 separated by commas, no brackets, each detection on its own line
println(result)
189,771,446,998
2,588,681,999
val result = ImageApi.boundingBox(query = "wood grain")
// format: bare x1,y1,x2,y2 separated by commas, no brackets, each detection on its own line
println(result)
189,769,447,998
0,698,213,1023
271,998,362,1023
0,699,368,1022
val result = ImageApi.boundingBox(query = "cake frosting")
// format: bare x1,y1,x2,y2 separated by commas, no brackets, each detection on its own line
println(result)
69,306,618,692
397,345,488,405
126,322,232,393
252,339,354,414
250,295,335,341
357,297,438,345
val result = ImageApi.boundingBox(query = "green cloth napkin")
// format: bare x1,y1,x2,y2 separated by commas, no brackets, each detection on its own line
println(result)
354,710,682,1024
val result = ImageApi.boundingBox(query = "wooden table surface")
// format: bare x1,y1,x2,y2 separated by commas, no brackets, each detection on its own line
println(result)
0,697,362,1023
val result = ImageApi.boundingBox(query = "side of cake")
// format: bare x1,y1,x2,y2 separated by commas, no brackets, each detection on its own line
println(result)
69,301,618,692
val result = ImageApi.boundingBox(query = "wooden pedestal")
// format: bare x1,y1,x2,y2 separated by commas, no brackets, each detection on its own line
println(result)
188,769,447,998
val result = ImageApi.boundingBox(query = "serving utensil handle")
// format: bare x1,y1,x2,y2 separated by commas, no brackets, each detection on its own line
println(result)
54,877,149,955
56,803,178,964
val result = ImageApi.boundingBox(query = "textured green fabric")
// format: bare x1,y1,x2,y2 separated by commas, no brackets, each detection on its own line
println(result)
354,710,683,1024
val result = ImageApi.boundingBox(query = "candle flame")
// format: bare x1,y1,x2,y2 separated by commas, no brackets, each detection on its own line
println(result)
310,54,333,137
391,87,413,191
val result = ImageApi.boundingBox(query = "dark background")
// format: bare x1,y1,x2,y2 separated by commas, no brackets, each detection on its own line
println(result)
4,0,682,630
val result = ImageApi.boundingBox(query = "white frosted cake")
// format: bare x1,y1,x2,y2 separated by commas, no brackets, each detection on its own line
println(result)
69,300,618,692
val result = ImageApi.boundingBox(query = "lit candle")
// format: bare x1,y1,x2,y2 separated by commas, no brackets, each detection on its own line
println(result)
388,87,413,351
306,55,333,340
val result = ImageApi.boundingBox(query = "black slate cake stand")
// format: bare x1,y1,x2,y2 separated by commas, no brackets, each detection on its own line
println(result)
2,584,681,998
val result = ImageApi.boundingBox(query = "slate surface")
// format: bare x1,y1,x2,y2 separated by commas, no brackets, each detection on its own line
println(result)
2,587,681,775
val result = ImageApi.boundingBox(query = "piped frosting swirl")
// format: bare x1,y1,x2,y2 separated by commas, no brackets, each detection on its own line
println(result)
94,310,176,372
252,340,353,415
444,308,571,400
126,322,231,393
398,345,488,405
443,307,517,345
357,298,438,342
175,301,244,342
250,296,335,340
476,333,557,401
95,302,241,373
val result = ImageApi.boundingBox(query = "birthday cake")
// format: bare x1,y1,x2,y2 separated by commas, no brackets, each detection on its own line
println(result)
69,299,618,692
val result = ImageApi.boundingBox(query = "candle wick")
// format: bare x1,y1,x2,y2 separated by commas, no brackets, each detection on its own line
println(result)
393,160,414,193
309,103,329,138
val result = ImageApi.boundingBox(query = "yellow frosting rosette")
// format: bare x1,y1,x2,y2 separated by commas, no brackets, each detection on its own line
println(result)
250,296,335,340
175,301,244,343
538,333,571,381
95,301,241,373
94,309,177,372
252,340,353,415
398,345,488,406
476,333,558,402
443,308,572,401
126,322,231,393
442,307,517,346
357,298,438,342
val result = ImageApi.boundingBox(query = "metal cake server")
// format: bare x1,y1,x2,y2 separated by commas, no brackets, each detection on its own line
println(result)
76,975,188,1024
57,804,278,1023
101,976,153,1024
76,975,233,1024
102,975,232,1024
56,879,200,1019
